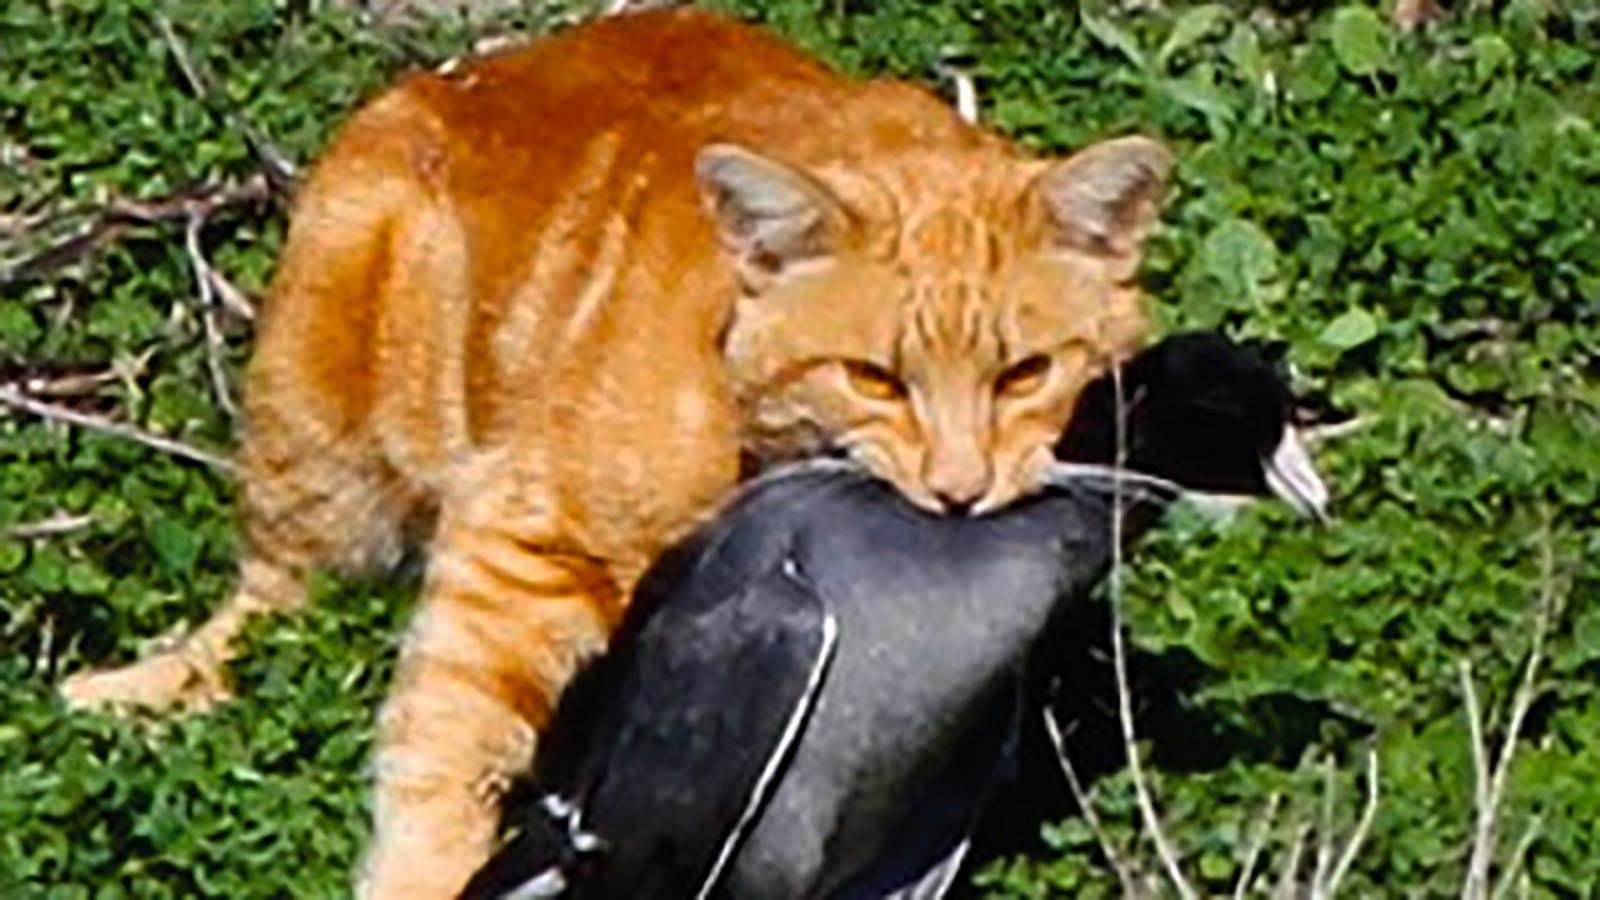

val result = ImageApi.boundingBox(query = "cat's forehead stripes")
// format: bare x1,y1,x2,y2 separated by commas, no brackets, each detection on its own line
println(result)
900,280,1005,369
898,206,1007,274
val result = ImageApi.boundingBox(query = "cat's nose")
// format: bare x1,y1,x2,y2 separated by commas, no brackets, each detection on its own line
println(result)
923,455,991,515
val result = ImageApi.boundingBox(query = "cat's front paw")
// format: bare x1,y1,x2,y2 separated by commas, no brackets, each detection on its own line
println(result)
59,649,232,714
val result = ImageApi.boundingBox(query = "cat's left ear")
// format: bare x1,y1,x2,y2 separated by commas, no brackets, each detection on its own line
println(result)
1033,135,1173,281
696,143,854,292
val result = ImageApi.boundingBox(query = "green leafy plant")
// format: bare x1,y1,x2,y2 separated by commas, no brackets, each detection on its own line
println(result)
2,0,1597,896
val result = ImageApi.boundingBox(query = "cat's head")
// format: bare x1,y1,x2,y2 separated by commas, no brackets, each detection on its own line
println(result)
698,134,1171,515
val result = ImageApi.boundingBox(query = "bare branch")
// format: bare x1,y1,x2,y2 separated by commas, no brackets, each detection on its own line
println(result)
602,0,681,14
1109,363,1197,900
1302,415,1373,447
1311,754,1338,899
0,385,235,474
1466,527,1562,899
1,176,272,286
1233,792,1282,900
0,511,94,540
1325,745,1381,897
0,207,54,239
153,13,297,190
1491,817,1542,900
1043,705,1143,897
5,349,153,400
941,66,978,123
206,264,257,322
1461,659,1493,900
184,212,239,420
1273,821,1311,900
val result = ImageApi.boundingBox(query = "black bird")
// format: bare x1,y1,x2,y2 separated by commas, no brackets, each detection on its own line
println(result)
459,331,1329,900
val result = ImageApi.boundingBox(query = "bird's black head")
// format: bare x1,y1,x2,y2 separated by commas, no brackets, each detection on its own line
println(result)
1053,331,1329,519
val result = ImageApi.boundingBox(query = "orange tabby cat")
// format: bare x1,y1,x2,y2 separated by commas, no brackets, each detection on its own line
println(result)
60,8,1171,897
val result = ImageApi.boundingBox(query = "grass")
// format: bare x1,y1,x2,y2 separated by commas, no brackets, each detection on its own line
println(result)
2,0,1598,896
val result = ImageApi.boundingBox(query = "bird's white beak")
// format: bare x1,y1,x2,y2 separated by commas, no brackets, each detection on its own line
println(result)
1262,427,1331,522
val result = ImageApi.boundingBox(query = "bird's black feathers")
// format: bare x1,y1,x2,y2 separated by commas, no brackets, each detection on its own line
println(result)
1053,331,1293,496
462,331,1323,900
462,474,853,900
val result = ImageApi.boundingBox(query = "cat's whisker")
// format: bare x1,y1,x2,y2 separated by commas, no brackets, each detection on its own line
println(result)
1038,461,1184,504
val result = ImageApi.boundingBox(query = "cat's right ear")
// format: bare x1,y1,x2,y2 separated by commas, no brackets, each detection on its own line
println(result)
1033,135,1173,283
696,144,853,291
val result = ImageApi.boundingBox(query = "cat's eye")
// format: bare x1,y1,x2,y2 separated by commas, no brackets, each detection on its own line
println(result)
996,354,1052,398
842,360,907,401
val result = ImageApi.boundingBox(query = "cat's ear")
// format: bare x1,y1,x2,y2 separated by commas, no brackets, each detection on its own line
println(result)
1033,136,1173,281
696,143,853,290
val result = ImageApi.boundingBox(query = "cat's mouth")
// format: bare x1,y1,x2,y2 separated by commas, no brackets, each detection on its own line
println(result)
823,439,1041,519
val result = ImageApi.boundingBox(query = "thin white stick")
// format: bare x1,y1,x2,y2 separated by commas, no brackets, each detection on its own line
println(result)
205,264,256,322
1491,816,1541,900
952,70,978,123
8,350,153,400
1310,754,1338,899
1273,821,1311,900
0,384,234,473
1468,530,1561,899
0,511,94,540
932,59,980,124
1042,705,1143,896
154,13,296,185
1460,660,1492,900
1233,792,1283,900
1325,746,1381,897
1301,416,1372,447
35,606,55,676
1108,363,1197,900
185,212,238,420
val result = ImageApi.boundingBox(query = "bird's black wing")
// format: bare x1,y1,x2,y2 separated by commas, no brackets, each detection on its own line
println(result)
826,674,1028,900
462,555,837,900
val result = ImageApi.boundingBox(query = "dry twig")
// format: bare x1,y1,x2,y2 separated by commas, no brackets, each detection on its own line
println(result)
153,12,297,191
185,212,240,420
1492,817,1542,900
1273,820,1312,900
0,384,234,474
0,511,95,541
1233,792,1283,899
1302,415,1373,447
1324,746,1381,897
1109,363,1198,900
1461,660,1493,900
1462,528,1562,900
1311,754,1339,897
3,349,155,400
1043,705,1144,897
1,175,272,286
0,207,54,239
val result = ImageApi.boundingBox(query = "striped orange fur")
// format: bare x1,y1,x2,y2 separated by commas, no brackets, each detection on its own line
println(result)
59,8,1171,897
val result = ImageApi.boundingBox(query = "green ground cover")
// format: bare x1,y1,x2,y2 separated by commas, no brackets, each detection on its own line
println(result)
2,0,1597,895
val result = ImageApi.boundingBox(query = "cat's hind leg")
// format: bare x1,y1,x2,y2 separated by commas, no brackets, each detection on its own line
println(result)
357,480,621,900
58,430,422,713
59,92,443,715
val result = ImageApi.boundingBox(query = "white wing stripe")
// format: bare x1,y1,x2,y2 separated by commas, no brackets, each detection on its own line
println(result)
693,605,839,900
502,868,568,900
885,838,972,900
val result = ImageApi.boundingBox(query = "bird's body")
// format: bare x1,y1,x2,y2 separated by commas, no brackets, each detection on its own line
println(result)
694,469,1129,898
466,464,1148,900
459,332,1329,900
